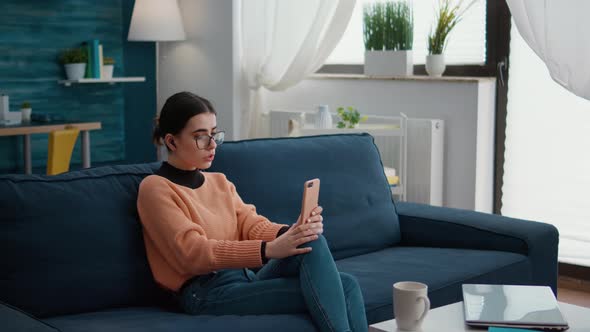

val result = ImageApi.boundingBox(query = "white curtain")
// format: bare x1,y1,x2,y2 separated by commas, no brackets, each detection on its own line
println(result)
239,0,356,138
503,20,590,267
506,0,590,100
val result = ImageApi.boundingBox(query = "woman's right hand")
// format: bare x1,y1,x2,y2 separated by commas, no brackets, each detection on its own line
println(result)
265,222,323,260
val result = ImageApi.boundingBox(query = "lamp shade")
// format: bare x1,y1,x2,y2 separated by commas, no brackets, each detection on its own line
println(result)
128,0,186,41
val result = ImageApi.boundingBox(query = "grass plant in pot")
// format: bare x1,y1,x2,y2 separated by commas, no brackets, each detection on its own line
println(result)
20,101,32,122
60,48,88,80
427,0,478,77
364,0,414,77
102,57,115,79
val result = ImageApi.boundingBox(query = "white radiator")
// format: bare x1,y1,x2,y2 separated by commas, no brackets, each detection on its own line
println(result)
406,118,444,206
268,110,444,206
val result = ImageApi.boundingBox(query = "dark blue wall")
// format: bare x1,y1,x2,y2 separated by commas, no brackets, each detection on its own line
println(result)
0,0,156,173
121,0,157,164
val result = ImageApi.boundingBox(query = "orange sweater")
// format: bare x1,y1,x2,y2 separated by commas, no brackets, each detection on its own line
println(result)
137,172,288,292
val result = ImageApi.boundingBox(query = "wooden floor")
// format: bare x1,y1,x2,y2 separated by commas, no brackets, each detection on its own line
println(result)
558,276,590,308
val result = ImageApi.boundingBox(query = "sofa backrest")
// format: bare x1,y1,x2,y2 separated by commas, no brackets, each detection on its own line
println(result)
0,163,167,317
0,134,400,317
208,134,401,260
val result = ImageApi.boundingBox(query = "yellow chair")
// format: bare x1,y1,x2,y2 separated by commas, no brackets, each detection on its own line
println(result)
47,128,80,175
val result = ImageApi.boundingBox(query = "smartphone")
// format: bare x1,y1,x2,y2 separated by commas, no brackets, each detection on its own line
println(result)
300,178,320,224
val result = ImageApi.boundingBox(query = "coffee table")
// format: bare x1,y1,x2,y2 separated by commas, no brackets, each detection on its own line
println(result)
369,301,590,332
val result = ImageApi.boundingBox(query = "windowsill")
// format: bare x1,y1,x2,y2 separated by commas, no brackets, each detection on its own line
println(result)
309,73,496,83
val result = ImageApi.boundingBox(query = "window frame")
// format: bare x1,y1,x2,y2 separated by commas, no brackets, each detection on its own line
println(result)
317,1,506,78
317,1,512,217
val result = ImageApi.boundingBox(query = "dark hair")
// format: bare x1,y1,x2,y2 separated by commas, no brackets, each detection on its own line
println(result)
152,91,217,147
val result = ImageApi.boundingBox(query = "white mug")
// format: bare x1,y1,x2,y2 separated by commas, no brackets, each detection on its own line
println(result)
393,281,430,331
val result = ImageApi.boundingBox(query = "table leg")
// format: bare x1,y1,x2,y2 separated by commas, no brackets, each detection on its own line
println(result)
82,130,91,168
24,134,32,174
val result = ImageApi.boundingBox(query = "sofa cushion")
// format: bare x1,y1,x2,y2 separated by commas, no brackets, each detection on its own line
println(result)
1,301,60,332
44,307,316,332
336,246,532,324
208,134,400,259
0,163,168,317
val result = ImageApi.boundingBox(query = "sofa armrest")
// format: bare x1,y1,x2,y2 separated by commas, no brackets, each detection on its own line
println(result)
0,301,60,332
396,202,559,292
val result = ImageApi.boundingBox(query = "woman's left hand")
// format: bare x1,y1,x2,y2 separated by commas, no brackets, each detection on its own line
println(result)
295,206,323,235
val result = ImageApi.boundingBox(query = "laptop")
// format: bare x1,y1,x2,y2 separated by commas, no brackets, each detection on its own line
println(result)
462,284,569,331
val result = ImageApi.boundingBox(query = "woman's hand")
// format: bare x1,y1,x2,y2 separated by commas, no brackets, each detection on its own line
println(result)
265,206,324,260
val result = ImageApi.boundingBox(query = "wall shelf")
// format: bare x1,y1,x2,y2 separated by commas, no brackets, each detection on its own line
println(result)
58,77,146,87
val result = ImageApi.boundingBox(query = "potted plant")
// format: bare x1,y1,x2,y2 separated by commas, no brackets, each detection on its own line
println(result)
20,101,32,122
336,107,368,129
59,48,88,80
364,0,414,77
102,57,115,79
426,0,478,77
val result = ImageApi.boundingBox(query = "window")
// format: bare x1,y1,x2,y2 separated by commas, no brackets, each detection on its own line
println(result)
325,0,487,65
502,20,590,267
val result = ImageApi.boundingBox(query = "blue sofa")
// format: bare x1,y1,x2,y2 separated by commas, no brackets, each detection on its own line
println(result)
0,134,558,331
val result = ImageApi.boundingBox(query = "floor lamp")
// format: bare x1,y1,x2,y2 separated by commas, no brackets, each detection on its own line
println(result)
127,0,186,161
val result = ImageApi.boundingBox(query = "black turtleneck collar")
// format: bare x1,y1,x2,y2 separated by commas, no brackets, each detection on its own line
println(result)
155,162,205,189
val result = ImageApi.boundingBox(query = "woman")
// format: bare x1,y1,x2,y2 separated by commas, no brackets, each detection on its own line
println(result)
137,91,368,332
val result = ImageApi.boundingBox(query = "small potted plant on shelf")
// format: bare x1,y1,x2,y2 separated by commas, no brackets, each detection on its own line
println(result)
20,101,32,122
59,48,88,80
336,107,368,129
426,0,478,77
364,0,414,77
102,57,115,79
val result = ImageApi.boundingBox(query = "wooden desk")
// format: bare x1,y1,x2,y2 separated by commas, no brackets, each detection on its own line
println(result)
0,121,102,174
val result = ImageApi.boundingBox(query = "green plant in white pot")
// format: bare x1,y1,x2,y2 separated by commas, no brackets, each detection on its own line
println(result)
426,0,478,77
364,0,414,77
60,48,88,80
20,101,32,122
336,107,368,129
102,57,115,79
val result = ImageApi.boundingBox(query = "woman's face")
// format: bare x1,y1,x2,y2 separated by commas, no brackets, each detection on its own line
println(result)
165,112,218,170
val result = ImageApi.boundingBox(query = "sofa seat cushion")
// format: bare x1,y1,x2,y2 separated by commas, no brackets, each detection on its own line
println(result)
336,246,532,324
44,307,316,332
1,301,59,332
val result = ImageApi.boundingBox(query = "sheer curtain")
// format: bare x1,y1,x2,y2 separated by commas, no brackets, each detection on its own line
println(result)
506,0,590,101
239,0,356,138
502,20,590,267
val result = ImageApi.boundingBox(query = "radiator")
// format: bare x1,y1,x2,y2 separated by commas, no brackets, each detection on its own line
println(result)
406,118,444,206
362,118,444,206
268,110,444,206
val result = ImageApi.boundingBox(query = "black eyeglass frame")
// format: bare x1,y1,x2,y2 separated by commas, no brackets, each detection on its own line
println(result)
194,131,225,150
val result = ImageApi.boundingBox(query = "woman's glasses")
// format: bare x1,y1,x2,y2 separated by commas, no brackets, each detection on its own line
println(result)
194,131,225,150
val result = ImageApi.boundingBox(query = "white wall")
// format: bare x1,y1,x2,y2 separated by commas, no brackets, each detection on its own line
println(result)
159,0,240,140
156,1,496,211
262,76,496,211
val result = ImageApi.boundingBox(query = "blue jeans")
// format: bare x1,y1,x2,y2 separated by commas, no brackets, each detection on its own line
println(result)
177,235,368,332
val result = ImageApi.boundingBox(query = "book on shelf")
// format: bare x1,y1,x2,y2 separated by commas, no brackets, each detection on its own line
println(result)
98,44,103,79
387,176,399,186
383,166,399,186
91,39,100,79
81,39,104,79
82,42,92,78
